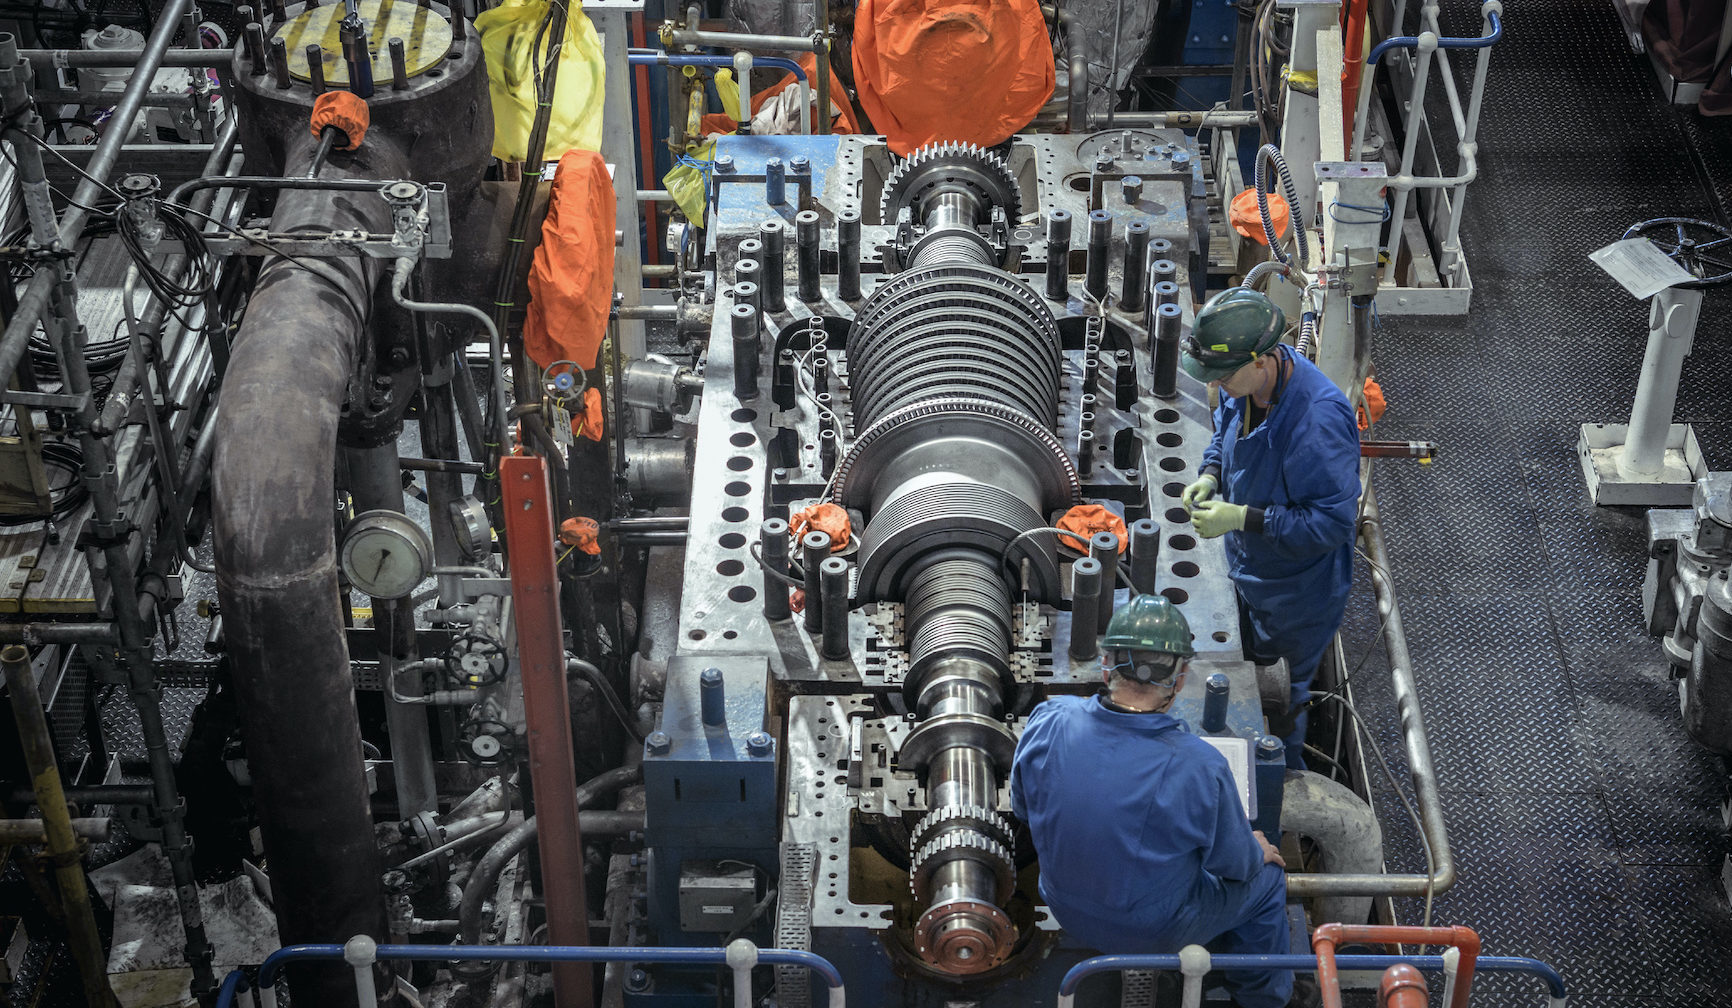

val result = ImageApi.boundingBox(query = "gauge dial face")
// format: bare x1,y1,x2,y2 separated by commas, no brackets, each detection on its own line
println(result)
340,511,433,599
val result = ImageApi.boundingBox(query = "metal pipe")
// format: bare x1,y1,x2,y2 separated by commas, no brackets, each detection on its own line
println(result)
1090,532,1120,631
1128,518,1159,594
3,645,119,1008
802,530,831,633
1069,557,1103,661
1382,34,1437,283
0,7,196,391
837,208,861,301
0,817,113,843
666,27,820,52
819,556,850,660
9,784,154,805
796,210,821,303
761,518,792,621
1283,483,1454,899
1046,208,1072,301
213,132,393,1005
1067,53,1089,132
1121,220,1150,313
760,219,787,313
1084,210,1112,301
18,46,236,68
1105,109,1260,129
458,765,644,947
1151,303,1182,399
731,303,761,400
0,622,119,644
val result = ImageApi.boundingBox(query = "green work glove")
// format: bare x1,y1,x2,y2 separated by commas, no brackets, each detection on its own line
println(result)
1190,500,1247,539
1179,474,1218,511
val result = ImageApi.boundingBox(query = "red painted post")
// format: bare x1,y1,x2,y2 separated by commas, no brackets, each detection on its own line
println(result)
501,454,593,1008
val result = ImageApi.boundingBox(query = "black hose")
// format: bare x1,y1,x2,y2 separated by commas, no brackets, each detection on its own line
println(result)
567,656,645,742
457,763,644,946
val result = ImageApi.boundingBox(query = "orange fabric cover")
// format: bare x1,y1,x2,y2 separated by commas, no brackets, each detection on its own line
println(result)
576,387,605,442
310,90,369,150
559,516,601,556
699,53,861,135
1230,188,1290,244
790,502,851,551
852,0,1054,156
1057,505,1128,553
1357,377,1386,431
524,149,617,373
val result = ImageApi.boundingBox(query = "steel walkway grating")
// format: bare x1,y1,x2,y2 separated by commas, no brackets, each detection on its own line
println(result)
1342,1,1732,1003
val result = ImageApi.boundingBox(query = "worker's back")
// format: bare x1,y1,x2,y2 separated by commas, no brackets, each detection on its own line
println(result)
1010,694,1264,951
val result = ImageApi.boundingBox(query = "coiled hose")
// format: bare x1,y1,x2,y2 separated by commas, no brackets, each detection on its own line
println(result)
1254,144,1311,272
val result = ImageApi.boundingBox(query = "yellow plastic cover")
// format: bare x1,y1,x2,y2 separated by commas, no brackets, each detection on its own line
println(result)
475,0,605,162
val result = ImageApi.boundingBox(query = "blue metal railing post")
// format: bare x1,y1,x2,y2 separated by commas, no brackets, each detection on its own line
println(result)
220,942,847,1008
1055,952,1565,1008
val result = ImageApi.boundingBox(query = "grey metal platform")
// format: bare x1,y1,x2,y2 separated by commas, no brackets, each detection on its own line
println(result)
1340,1,1732,1002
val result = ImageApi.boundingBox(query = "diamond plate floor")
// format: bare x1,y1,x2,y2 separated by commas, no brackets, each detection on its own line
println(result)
1343,1,1732,1003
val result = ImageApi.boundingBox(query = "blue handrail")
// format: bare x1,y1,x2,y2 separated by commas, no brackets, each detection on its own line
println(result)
1368,9,1503,65
1058,952,1565,1000
223,942,844,1008
626,51,809,85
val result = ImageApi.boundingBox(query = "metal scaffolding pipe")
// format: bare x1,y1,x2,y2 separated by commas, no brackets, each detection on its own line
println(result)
3,646,118,1008
0,3,193,390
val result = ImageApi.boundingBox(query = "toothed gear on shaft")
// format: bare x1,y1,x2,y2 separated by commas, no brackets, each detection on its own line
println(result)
879,141,1022,226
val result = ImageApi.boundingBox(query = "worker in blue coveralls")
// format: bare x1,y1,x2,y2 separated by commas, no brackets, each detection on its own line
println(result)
1011,595,1291,1008
1178,288,1360,770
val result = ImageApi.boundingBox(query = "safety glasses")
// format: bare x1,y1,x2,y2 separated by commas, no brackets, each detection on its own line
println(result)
1181,334,1257,370
1106,650,1183,684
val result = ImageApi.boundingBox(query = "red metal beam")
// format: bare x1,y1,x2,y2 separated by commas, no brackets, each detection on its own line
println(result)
501,454,593,1008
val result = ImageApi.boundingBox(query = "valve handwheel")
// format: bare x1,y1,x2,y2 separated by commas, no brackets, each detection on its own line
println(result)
1622,217,1732,288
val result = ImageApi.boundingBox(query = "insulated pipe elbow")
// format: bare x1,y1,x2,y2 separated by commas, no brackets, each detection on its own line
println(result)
212,130,405,1005
1281,770,1383,926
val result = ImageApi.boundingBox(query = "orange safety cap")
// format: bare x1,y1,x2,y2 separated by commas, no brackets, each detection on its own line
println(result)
790,502,851,552
700,52,862,136
1230,187,1290,245
852,0,1055,156
524,149,617,374
309,90,369,151
559,516,601,556
1356,376,1386,431
1056,504,1128,553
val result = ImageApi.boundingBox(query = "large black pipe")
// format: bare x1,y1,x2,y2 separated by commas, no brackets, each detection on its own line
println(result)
211,131,400,1007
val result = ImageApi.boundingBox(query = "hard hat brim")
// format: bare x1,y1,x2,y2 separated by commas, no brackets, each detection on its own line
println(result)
1180,351,1244,384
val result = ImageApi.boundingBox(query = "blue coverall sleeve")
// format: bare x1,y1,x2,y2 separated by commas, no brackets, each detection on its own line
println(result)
1255,398,1359,557
1199,766,1265,882
1010,756,1028,821
1200,400,1231,475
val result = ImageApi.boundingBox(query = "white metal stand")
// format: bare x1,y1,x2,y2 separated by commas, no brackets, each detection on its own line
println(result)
1578,285,1709,506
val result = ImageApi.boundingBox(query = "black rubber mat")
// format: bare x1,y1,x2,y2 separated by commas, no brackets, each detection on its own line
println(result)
1339,1,1732,1004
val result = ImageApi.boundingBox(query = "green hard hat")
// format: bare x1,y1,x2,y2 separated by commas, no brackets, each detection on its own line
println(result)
1180,287,1286,383
1101,594,1196,657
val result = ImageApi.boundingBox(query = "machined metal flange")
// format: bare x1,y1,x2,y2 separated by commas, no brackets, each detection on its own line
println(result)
896,711,1018,775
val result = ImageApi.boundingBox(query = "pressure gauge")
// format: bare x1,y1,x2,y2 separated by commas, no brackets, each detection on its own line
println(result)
340,510,434,600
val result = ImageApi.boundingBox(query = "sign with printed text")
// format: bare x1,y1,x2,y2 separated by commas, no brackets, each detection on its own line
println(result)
1589,238,1696,299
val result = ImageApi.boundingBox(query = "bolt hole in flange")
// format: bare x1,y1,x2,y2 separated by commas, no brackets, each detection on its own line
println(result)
719,532,747,549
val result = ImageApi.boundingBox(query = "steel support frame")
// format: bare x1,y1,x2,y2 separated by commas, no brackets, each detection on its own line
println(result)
589,0,649,364
1577,285,1710,506
500,454,595,1008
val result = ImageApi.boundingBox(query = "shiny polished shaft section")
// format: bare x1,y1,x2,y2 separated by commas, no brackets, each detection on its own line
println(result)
840,142,1074,974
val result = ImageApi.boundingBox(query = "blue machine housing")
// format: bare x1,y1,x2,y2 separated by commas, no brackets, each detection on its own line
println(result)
643,655,780,945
